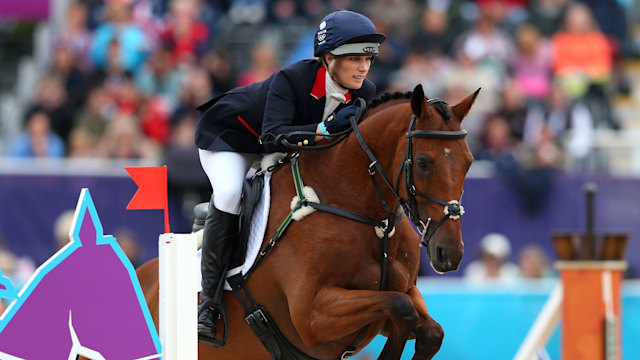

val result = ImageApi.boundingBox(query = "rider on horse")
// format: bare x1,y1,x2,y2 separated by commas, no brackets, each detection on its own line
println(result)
194,10,386,347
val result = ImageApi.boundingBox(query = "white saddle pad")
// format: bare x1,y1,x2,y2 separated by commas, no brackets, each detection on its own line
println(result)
196,173,272,292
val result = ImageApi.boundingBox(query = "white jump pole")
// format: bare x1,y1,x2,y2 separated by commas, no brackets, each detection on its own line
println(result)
159,233,198,360
513,283,563,360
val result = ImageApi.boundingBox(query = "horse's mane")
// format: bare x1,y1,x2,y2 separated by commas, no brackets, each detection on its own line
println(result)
365,91,451,121
366,91,413,111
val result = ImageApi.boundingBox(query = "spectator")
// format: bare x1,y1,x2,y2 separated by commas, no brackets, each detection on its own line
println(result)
95,115,160,159
476,0,529,29
496,81,528,141
552,2,620,130
50,43,89,109
410,5,458,57
545,84,595,168
518,244,554,279
227,0,267,25
387,51,448,98
477,112,517,162
464,233,520,284
201,48,236,95
53,1,93,71
174,65,214,118
73,85,116,142
267,0,302,24
525,0,568,38
134,46,185,111
578,0,628,57
455,11,516,73
31,75,75,145
551,3,612,100
235,42,280,87
139,94,172,145
104,72,142,117
480,100,561,215
159,0,211,66
511,23,553,102
89,0,151,74
7,108,66,158
67,127,98,157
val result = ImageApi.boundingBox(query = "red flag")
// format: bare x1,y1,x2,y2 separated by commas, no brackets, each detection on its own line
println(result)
126,166,170,233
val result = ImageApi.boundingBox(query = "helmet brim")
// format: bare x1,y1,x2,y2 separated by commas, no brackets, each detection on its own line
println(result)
345,33,386,46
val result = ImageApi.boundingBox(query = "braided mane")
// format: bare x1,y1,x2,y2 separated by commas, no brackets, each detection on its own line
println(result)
366,91,412,111
365,90,450,121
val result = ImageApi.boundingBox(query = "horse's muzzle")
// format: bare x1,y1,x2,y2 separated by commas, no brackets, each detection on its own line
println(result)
429,241,463,273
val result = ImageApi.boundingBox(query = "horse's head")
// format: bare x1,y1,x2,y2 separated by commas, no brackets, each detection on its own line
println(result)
403,84,479,273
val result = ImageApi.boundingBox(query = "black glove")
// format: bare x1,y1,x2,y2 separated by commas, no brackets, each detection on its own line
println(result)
323,105,357,134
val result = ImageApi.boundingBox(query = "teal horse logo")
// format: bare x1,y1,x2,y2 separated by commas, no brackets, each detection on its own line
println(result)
0,189,161,359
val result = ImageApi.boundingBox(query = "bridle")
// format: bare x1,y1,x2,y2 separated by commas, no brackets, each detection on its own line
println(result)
351,98,468,247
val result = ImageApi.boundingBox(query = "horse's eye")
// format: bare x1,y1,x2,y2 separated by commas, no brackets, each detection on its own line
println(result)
416,156,429,169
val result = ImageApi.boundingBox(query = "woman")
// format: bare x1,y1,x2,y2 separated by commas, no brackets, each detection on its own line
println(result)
194,9,385,347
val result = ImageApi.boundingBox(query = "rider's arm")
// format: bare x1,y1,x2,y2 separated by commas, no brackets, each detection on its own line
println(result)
261,70,319,153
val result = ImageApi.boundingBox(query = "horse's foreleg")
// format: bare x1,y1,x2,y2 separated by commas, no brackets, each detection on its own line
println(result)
377,318,412,360
293,286,418,359
407,287,443,360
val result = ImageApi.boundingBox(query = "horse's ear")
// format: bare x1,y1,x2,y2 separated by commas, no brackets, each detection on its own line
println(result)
411,84,426,117
451,88,480,121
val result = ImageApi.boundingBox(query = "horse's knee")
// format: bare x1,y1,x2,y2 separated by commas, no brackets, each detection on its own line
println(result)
389,294,419,329
414,320,444,358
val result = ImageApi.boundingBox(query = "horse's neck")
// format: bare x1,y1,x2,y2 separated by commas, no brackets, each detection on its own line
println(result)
300,104,410,218
351,102,411,178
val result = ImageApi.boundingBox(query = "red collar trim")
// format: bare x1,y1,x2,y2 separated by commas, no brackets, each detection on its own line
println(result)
310,65,353,103
310,66,325,99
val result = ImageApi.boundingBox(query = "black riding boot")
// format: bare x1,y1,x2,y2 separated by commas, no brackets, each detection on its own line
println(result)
198,197,238,347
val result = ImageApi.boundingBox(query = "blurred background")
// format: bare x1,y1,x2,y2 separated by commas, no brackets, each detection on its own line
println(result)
1,0,640,358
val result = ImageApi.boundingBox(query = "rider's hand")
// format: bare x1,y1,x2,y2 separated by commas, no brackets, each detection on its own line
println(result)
323,105,357,134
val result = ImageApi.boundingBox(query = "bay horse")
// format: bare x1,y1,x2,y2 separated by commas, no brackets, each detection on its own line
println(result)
137,84,478,360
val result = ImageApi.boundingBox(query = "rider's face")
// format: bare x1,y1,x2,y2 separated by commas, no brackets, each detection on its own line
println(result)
330,55,372,89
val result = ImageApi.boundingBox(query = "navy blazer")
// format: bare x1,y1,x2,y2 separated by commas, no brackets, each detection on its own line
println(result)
195,59,376,153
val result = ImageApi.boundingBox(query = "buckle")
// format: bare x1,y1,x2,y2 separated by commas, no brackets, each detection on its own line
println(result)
246,308,268,326
368,161,377,175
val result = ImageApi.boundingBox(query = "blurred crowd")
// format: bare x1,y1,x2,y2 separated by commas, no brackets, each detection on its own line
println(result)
5,0,639,164
463,232,555,284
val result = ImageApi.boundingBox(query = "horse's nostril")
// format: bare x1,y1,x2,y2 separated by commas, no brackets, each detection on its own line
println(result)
436,246,445,265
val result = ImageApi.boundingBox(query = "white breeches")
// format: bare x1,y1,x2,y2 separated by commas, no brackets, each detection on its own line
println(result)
199,149,260,215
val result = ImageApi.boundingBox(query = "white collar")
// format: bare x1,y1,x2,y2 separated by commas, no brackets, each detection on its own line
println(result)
325,70,348,104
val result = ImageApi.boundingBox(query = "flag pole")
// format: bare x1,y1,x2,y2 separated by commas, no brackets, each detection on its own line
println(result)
163,165,170,234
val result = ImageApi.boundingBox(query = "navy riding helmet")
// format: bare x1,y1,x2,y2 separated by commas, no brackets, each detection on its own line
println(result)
313,10,386,57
